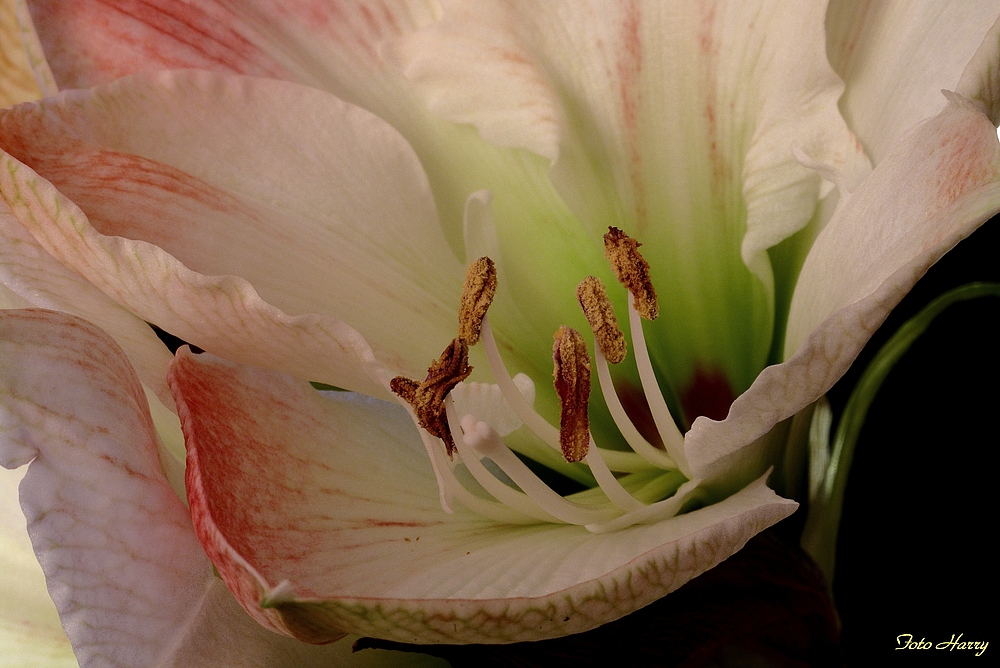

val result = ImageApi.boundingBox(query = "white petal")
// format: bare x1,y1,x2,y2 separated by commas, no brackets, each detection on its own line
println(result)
827,0,1000,164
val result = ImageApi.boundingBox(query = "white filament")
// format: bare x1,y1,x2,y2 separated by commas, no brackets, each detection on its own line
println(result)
459,414,619,525
477,317,650,517
593,344,677,471
586,478,702,534
583,442,646,512
480,316,561,448
627,302,691,477
422,312,696,530
445,400,559,523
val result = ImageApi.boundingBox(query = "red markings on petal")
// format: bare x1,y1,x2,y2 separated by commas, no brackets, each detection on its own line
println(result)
616,0,647,228
931,107,1000,212
28,0,287,88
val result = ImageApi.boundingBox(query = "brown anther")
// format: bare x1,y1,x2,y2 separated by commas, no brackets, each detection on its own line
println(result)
603,226,659,320
457,257,497,345
576,276,627,364
390,338,473,456
552,326,591,463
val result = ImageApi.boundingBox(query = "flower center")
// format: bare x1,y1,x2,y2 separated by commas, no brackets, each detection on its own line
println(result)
392,228,704,533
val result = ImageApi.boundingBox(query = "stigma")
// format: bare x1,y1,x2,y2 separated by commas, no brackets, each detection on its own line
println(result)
391,228,699,532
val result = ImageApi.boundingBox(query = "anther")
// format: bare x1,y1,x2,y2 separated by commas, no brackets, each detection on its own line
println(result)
390,338,473,456
576,276,627,364
552,326,591,463
603,227,658,320
457,257,497,345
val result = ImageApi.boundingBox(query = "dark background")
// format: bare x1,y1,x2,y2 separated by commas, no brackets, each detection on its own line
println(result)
829,214,998,663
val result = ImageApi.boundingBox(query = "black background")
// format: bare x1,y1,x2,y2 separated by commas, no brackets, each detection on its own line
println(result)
830,214,998,663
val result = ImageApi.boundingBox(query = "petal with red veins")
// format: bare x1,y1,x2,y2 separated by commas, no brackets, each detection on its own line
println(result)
827,0,1000,165
26,0,288,88
684,96,1000,484
0,70,470,393
0,308,213,666
171,347,796,645
25,0,439,111
0,309,439,667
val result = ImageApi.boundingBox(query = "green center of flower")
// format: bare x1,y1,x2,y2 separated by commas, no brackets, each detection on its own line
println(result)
392,228,703,533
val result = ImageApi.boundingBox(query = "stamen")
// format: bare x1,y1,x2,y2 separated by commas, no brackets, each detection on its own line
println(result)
460,415,619,525
593,344,677,470
445,400,559,524
390,338,472,456
480,317,643,471
552,326,591,463
603,227,658,320
457,257,497,345
628,302,690,476
583,443,646,512
585,478,703,534
576,276,626,364
480,316,561,448
415,424,542,524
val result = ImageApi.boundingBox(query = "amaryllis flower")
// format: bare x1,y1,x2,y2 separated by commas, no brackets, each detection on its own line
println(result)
2,0,999,665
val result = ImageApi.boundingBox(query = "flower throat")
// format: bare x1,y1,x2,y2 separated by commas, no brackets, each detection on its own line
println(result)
391,228,704,533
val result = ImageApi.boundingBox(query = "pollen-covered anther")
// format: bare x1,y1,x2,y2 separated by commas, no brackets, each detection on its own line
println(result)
576,276,627,364
390,338,472,456
603,226,659,320
552,325,591,463
457,257,497,345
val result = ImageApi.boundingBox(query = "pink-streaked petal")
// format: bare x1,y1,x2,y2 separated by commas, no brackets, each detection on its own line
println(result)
0,309,423,667
685,97,1000,482
396,0,869,397
171,348,796,645
827,0,1000,165
0,197,176,405
0,69,464,384
26,0,439,112
787,97,1000,353
26,0,288,87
